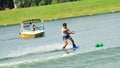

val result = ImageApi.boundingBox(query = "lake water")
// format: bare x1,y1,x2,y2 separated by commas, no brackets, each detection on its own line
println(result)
0,12,120,68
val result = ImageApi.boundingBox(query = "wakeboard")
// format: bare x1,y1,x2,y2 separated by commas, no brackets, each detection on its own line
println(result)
63,45,79,54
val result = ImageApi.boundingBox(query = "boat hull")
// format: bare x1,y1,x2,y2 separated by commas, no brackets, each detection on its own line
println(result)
20,19,45,39
20,31,44,39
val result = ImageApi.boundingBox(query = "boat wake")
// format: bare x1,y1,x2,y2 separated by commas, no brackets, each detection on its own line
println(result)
0,47,63,62
0,37,20,41
0,47,118,67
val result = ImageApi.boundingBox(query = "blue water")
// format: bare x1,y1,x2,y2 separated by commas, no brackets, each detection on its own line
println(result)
0,12,120,68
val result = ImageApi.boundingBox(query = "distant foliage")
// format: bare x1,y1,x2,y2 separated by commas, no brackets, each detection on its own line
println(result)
39,0,46,6
0,0,80,10
0,0,14,10
14,0,79,8
52,0,57,4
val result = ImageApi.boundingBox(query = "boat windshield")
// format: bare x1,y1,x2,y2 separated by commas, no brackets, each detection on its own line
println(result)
20,19,44,32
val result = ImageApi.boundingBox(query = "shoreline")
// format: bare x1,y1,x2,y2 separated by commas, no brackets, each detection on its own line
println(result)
0,11,119,27
0,0,120,27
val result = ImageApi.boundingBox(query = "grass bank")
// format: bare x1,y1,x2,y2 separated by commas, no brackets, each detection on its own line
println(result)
0,0,120,26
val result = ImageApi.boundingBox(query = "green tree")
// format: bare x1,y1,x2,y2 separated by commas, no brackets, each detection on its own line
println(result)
52,0,58,4
58,0,65,3
45,0,52,5
0,0,14,10
1,0,78,10
39,0,45,6
34,0,41,6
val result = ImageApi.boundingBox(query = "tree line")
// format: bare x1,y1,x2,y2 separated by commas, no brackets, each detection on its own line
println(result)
0,0,79,10
0,0,14,10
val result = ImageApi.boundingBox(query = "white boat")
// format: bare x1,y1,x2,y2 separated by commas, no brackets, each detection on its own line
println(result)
20,19,45,39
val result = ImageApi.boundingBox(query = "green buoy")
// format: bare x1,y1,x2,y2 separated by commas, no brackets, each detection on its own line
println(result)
96,42,103,47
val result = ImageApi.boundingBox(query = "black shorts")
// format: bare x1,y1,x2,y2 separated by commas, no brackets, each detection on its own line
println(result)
63,35,70,40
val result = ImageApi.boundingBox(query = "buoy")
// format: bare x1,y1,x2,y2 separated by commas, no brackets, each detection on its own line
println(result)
96,42,103,47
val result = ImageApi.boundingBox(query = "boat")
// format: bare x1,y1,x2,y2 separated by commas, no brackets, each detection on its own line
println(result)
20,19,45,39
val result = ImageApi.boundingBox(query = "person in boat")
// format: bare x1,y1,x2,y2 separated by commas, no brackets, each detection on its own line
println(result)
30,22,36,31
62,23,77,50
32,23,36,31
